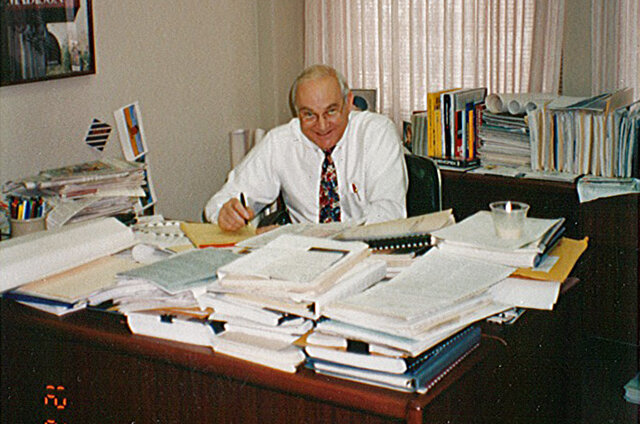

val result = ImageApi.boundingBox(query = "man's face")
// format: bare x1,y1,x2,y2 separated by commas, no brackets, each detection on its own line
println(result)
295,75,353,150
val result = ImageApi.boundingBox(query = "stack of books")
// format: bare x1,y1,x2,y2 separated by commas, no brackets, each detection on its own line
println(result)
302,247,514,391
303,325,481,393
410,88,486,169
477,111,531,167
2,158,147,228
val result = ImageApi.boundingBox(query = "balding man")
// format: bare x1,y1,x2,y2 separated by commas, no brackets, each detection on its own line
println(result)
205,64,407,231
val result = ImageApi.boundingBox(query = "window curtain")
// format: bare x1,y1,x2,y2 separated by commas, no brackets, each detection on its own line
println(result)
304,0,565,125
591,0,640,98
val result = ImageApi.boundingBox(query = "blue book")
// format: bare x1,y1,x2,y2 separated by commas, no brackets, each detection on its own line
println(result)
306,326,481,393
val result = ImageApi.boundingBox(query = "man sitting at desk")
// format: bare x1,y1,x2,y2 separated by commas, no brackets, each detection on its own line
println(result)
204,64,408,231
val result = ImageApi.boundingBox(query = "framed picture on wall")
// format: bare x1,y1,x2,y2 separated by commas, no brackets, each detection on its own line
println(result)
351,89,377,112
0,0,95,87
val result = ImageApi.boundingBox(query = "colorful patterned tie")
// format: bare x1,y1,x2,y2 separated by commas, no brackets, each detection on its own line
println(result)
319,147,341,223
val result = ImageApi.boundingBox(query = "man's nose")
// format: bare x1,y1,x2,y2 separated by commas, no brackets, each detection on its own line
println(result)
316,115,329,130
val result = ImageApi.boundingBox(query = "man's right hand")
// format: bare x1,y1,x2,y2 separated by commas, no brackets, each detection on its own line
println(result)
218,198,254,231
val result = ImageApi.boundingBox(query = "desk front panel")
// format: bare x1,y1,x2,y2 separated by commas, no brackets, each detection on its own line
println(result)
2,281,638,424
1,299,494,424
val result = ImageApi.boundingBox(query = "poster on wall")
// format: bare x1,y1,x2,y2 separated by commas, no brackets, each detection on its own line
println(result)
0,0,95,86
114,101,157,213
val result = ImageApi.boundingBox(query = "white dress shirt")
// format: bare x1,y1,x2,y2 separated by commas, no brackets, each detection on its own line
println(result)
204,111,408,225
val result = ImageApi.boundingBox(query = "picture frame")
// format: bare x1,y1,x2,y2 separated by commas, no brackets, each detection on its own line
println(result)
351,89,377,112
114,102,157,213
0,0,95,87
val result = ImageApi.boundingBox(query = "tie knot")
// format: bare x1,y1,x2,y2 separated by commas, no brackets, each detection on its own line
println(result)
323,147,335,157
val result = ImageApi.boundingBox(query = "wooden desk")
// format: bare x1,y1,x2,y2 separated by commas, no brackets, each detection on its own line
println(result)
2,277,637,423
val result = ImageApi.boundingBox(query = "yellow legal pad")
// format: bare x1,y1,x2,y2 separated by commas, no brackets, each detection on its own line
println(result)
180,222,256,248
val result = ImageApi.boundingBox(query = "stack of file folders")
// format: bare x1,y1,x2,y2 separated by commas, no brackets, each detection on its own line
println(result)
304,325,481,393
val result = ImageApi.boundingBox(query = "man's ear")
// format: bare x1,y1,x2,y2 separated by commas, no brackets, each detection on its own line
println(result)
346,91,355,111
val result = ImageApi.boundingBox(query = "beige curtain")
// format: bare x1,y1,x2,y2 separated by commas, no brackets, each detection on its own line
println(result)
591,0,640,98
305,0,565,125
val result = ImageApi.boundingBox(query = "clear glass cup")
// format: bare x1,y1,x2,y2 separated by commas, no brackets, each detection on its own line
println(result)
489,201,529,239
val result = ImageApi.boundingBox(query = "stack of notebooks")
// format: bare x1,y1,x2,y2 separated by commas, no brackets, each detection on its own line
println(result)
199,234,383,372
303,325,481,393
2,158,147,228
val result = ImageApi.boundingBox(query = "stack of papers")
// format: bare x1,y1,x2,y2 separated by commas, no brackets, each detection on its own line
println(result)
127,308,221,347
321,249,513,342
0,217,136,293
431,211,565,268
198,234,378,372
478,111,531,167
3,158,147,228
6,255,140,316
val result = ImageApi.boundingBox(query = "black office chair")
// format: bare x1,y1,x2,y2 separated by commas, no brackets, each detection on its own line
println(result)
257,193,292,227
404,153,442,217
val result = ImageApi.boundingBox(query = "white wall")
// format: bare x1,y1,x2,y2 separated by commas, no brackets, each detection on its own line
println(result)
0,0,304,221
1,1,595,223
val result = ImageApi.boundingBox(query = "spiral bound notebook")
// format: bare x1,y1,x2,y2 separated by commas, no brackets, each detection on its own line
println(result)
335,209,455,252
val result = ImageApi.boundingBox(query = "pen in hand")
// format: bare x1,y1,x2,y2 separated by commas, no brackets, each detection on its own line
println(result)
239,193,248,224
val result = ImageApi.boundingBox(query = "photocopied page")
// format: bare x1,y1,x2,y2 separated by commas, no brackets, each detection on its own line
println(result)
217,234,370,292
118,248,240,294
236,221,351,250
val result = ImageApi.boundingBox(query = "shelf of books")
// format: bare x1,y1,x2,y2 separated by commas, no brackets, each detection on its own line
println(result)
405,88,640,178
